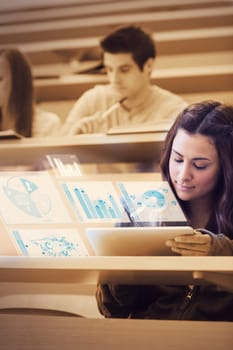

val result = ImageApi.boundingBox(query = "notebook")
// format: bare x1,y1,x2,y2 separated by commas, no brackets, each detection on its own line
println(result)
107,121,173,135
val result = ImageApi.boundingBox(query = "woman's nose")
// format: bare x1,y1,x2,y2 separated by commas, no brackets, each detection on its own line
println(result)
178,163,192,182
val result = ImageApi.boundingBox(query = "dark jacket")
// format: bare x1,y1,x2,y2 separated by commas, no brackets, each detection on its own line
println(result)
96,233,233,321
96,284,233,321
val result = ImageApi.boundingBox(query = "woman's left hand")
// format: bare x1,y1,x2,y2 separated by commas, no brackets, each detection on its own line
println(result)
165,230,212,256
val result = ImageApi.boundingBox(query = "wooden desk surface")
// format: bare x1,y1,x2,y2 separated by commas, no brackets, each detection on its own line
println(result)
1,6,233,44
3,0,226,25
0,256,232,291
0,313,232,350
34,64,233,101
0,132,166,167
0,256,232,318
5,26,232,65
31,50,233,78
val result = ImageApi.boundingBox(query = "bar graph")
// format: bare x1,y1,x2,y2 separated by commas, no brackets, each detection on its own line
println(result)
74,187,121,219
62,181,127,223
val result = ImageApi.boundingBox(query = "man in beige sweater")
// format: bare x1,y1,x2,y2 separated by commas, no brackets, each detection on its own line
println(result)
59,25,187,136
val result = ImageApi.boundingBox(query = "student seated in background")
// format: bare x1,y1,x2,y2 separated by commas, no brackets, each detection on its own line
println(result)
59,25,187,135
96,100,233,321
0,48,61,137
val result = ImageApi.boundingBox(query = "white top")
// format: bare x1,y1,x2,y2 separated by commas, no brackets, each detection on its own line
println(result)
33,108,61,137
60,84,187,135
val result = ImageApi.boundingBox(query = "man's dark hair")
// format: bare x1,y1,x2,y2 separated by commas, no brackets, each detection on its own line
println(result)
100,25,156,71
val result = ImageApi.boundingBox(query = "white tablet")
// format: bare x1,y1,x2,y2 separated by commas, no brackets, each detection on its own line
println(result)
85,226,194,256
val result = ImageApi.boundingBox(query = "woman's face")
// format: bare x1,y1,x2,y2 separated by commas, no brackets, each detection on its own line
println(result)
0,55,10,108
169,128,220,204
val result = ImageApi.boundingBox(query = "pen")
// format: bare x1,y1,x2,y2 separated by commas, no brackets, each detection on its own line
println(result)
101,97,127,121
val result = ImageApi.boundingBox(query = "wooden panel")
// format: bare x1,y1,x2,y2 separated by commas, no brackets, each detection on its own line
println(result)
33,64,233,101
4,27,232,65
0,314,232,350
1,0,231,25
1,6,233,44
0,0,118,12
0,132,166,166
0,256,232,287
30,50,233,77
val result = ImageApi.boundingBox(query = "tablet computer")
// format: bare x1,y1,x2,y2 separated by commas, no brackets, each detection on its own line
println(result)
85,226,194,256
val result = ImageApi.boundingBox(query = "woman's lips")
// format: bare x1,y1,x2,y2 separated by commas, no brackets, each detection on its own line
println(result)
176,183,195,192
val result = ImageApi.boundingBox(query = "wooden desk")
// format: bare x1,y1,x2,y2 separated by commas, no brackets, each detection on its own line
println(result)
2,0,231,25
0,314,232,350
34,64,233,101
156,26,233,55
5,26,232,65
0,256,232,319
2,0,225,25
0,256,232,291
1,6,233,44
0,132,166,167
30,50,233,78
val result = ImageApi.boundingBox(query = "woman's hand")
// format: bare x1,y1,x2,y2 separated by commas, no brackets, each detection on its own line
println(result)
165,230,213,256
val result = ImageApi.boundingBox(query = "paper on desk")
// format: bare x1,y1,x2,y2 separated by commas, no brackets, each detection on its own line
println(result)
107,121,173,135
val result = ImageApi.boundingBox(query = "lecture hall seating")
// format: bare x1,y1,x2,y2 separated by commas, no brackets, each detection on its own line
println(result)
1,0,232,111
1,5,233,44
0,3,233,348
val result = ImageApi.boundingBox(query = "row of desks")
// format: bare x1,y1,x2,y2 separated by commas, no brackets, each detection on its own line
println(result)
32,50,233,76
0,132,165,167
1,4,232,349
0,256,232,318
1,0,231,25
8,26,233,65
0,255,232,347
0,314,232,350
1,256,232,291
2,1,232,106
34,64,233,101
1,6,233,44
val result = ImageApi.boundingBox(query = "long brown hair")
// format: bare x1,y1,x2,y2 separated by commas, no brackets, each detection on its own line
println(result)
160,100,233,238
0,48,34,137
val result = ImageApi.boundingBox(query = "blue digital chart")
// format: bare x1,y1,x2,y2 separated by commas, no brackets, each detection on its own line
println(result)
0,172,72,224
117,181,187,224
61,181,129,223
11,228,89,257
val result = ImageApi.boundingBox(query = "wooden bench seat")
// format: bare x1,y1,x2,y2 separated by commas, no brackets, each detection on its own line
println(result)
34,64,233,101
1,0,231,25
30,50,233,78
1,6,233,44
2,26,233,65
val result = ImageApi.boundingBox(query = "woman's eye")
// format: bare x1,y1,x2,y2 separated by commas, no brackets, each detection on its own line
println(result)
193,163,207,170
174,158,183,163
